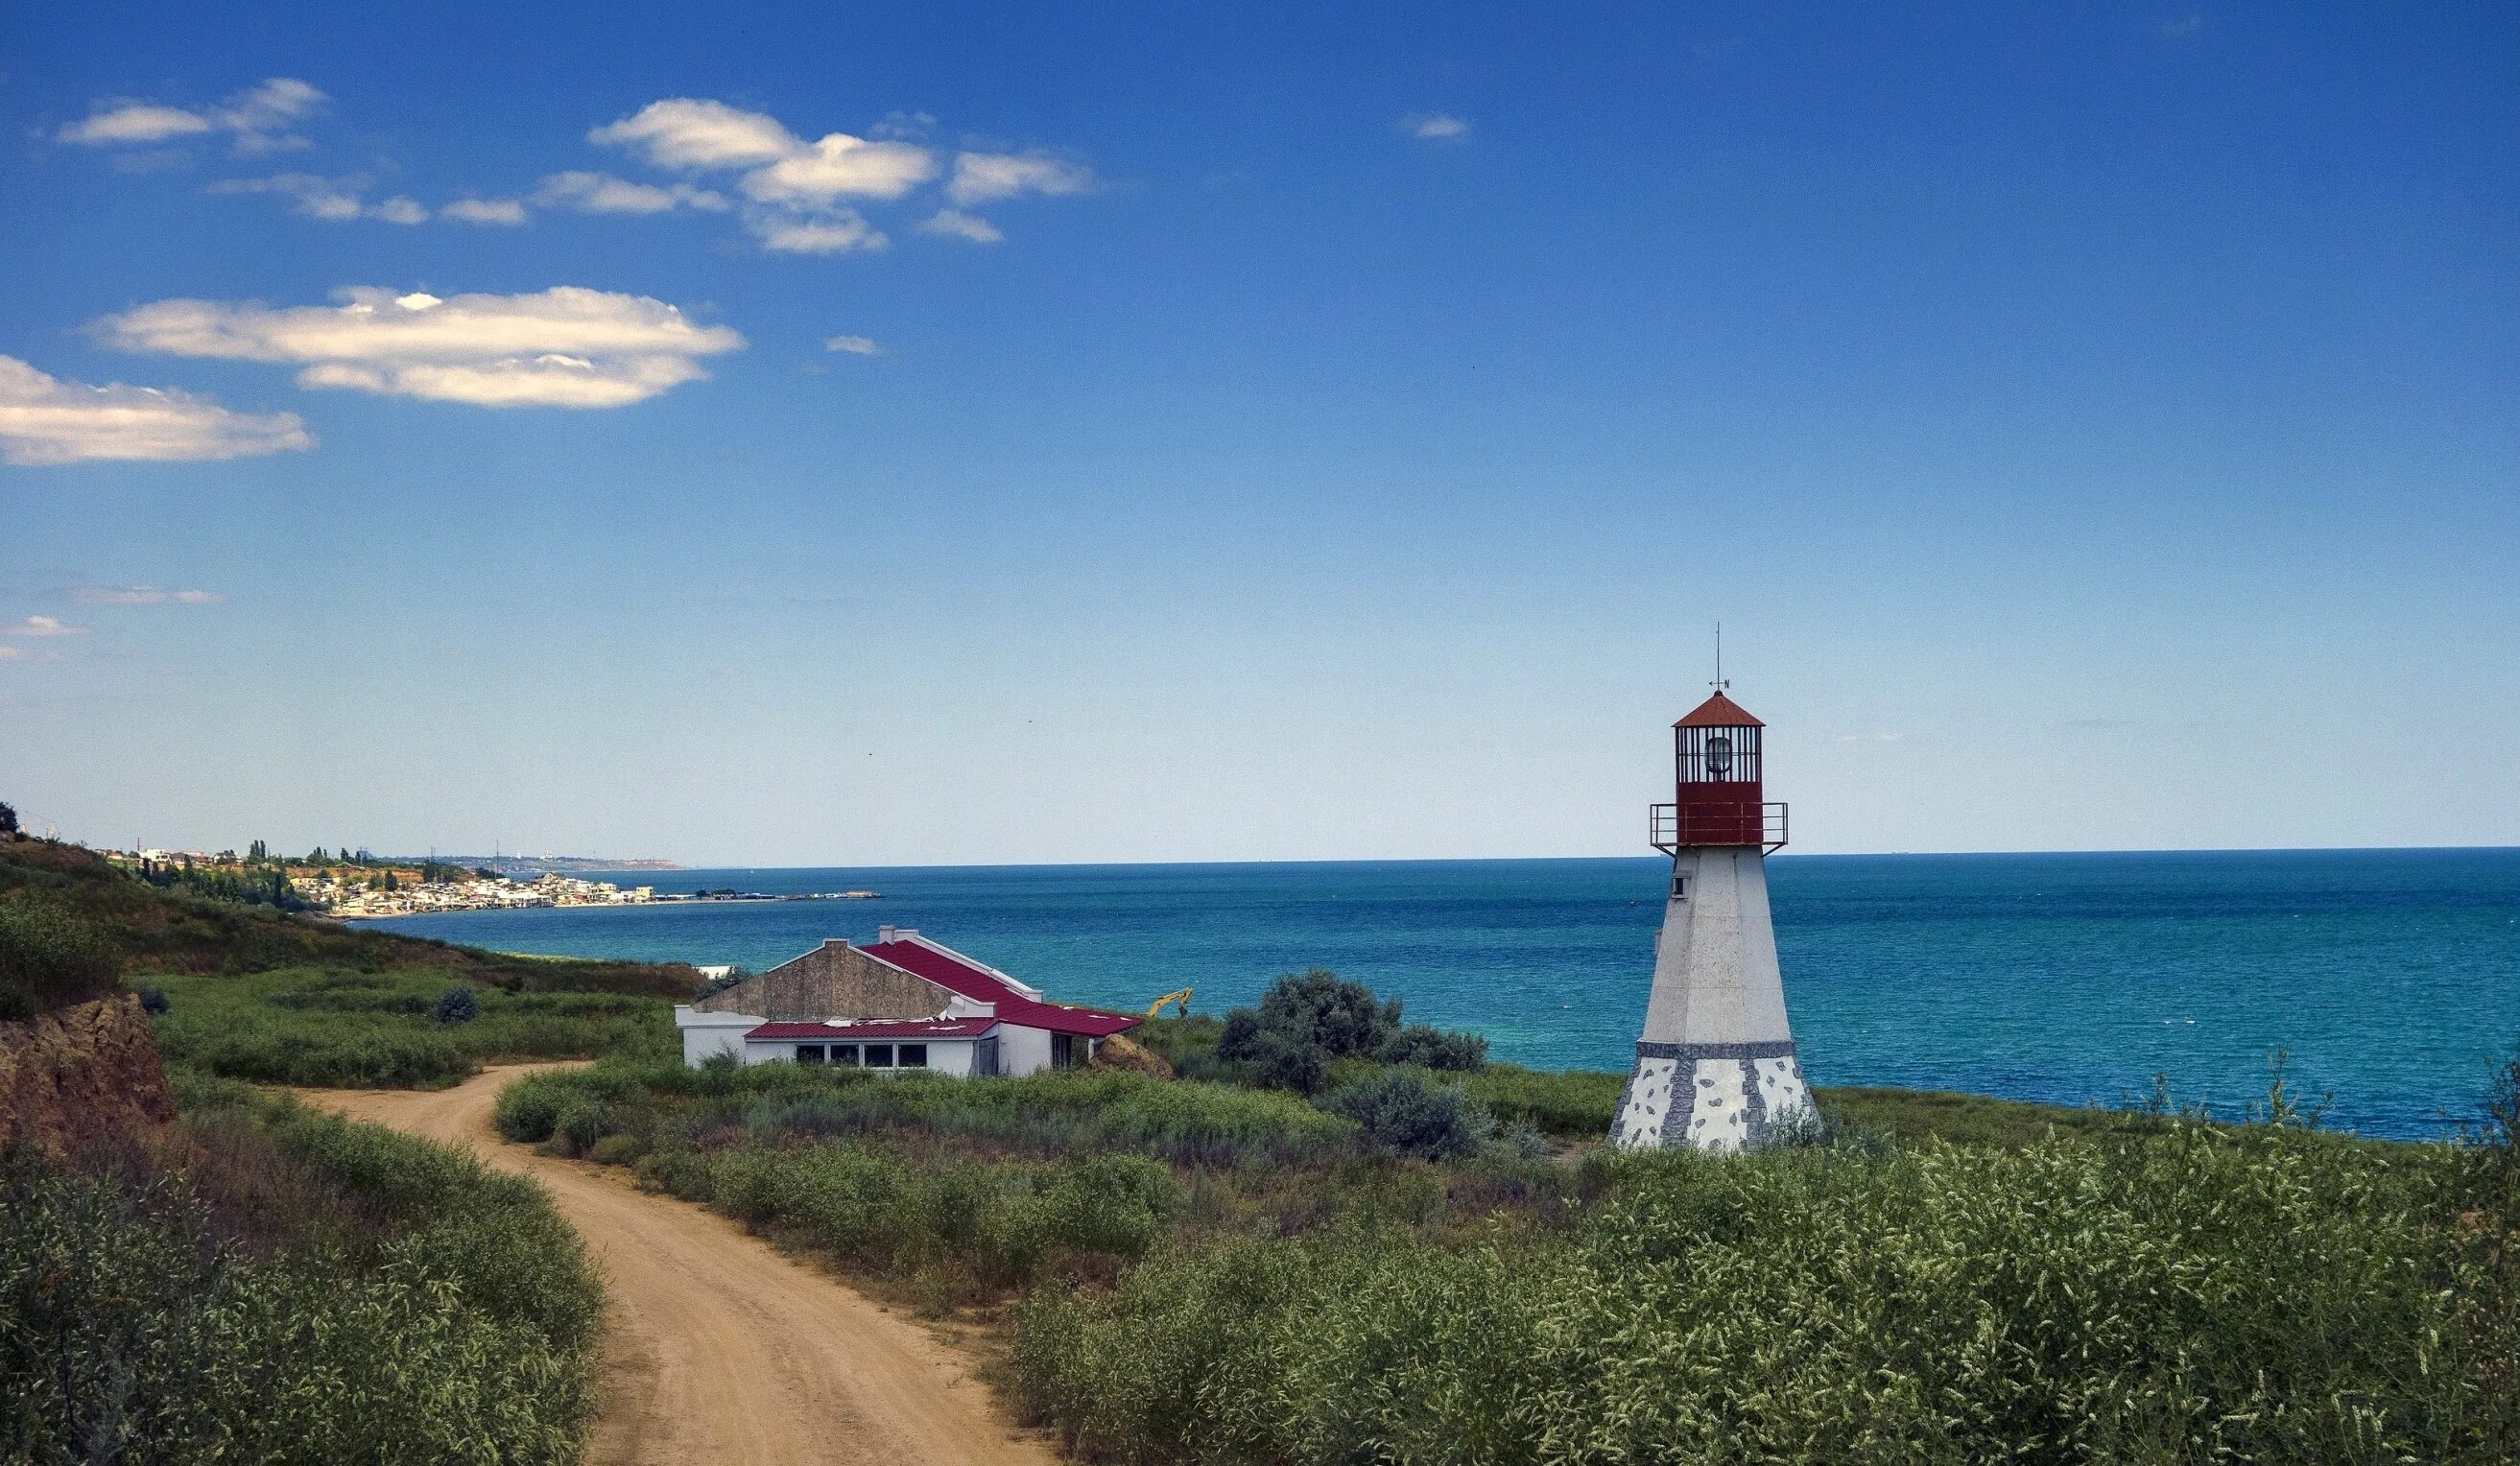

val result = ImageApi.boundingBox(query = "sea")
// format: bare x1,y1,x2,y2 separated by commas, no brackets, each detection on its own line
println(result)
368,848,2520,1141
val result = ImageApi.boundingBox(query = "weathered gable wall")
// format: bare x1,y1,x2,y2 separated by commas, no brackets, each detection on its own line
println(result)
695,941,953,1022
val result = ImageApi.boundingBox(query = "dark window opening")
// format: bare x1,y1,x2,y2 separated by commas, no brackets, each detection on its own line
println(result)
1051,1032,1076,1069
796,1044,826,1064
830,1045,860,1067
864,1043,895,1069
897,1044,928,1069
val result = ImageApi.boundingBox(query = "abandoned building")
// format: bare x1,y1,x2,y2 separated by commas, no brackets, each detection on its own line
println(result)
672,926,1142,1076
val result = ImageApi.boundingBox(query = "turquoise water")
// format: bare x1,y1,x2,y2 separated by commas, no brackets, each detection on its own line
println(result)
370,849,2520,1140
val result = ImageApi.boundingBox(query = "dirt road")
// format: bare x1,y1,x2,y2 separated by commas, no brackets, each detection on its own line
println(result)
305,1066,1057,1466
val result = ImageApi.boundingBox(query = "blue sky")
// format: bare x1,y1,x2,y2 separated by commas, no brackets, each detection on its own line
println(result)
2,2,2513,864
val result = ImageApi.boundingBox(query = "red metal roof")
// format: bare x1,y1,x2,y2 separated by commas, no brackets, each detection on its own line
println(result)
1675,691,1764,728
863,937,1145,1038
747,1017,999,1041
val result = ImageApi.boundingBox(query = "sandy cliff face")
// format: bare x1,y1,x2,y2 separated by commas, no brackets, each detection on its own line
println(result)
0,991,177,1152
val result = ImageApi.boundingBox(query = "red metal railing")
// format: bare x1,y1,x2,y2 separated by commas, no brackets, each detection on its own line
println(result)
1651,802,1787,855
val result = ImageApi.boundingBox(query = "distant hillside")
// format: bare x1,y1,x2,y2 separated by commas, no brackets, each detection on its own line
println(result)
423,855,686,874
0,837,698,1009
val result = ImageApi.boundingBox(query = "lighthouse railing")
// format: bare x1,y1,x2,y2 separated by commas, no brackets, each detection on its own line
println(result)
1651,802,1789,854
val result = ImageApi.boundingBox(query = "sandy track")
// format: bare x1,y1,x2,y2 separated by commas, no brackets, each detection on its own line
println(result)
304,1066,1057,1466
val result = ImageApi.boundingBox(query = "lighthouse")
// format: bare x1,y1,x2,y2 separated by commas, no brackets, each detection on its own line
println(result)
1610,682,1815,1151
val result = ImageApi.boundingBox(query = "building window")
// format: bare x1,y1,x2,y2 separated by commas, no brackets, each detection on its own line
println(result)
796,1044,826,1064
897,1044,928,1069
830,1045,860,1067
864,1044,895,1068
1051,1032,1075,1069
1672,872,1688,899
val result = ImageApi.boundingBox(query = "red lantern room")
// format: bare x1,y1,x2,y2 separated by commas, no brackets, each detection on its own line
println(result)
1651,690,1788,853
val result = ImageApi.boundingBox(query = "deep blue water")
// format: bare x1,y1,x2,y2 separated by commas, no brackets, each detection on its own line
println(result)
370,849,2520,1140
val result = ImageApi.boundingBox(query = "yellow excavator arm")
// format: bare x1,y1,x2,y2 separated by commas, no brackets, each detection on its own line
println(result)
1143,987,1194,1019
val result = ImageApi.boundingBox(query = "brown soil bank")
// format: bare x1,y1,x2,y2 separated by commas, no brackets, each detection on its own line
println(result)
0,991,175,1151
305,1066,1055,1466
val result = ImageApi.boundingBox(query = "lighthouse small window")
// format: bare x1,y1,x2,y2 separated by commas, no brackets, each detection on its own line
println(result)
1672,872,1689,899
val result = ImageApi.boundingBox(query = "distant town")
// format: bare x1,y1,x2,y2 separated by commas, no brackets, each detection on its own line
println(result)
98,843,875,919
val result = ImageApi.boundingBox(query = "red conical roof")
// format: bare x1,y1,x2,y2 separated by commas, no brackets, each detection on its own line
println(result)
1675,690,1763,728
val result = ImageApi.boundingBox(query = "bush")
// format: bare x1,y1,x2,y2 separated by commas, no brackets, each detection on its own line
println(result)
1216,971,1486,1092
136,982,171,1014
0,889,120,1017
432,985,480,1025
1014,1123,2517,1465
0,1093,602,1465
1319,1069,1495,1161
1378,1021,1486,1072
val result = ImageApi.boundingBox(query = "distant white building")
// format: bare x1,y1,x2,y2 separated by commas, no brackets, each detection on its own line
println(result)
674,928,1140,1077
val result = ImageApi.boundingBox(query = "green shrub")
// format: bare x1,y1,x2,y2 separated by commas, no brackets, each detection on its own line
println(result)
0,1094,601,1465
1013,1123,2517,1465
148,967,678,1088
1378,1021,1486,1071
432,985,480,1024
1319,1069,1495,1161
1215,970,1486,1092
0,889,120,1017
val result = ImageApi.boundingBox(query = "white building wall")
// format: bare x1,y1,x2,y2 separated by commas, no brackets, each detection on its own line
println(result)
676,1006,761,1066
996,1024,1055,1077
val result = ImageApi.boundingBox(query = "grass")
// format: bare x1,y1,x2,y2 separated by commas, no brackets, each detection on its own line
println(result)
1013,1122,2519,1465
0,1072,604,1464
147,966,680,1087
0,835,697,1000
497,1044,2520,1463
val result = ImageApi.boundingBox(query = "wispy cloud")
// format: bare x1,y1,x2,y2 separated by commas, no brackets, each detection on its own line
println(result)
3,616,88,638
822,335,882,355
1399,112,1471,142
207,172,430,225
0,355,311,465
917,208,1002,244
67,586,226,605
587,97,1093,255
58,78,327,154
1832,732,1905,744
441,197,529,225
91,287,745,410
534,171,727,216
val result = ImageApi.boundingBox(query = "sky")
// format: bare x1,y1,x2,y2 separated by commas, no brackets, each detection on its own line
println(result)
2,2,2514,865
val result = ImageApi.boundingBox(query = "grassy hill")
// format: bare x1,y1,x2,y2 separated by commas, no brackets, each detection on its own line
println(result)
0,836,697,1084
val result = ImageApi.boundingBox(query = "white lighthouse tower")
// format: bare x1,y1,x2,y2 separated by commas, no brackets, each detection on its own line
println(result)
1610,681,1815,1151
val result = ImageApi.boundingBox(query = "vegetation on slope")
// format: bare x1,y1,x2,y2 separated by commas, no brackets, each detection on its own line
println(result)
149,967,680,1087
506,979,2520,1465
0,835,694,998
0,1074,603,1465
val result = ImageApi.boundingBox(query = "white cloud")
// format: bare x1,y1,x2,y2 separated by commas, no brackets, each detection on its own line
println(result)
743,133,936,205
58,78,327,154
58,105,214,146
0,647,18,661
3,616,87,638
917,208,1003,244
68,586,226,605
590,98,799,169
749,210,886,254
0,355,312,465
535,170,728,215
1399,112,1471,142
441,197,529,225
946,151,1095,206
91,287,745,410
207,172,427,225
822,335,882,355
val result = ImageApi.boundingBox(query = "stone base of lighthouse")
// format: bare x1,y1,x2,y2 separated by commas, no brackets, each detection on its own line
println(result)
1610,845,1815,1152
1612,1041,1813,1151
